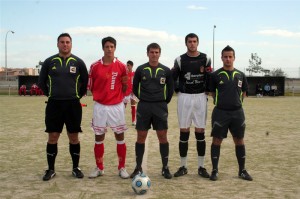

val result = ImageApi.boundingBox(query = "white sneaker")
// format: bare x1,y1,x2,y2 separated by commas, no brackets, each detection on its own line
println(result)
89,167,104,178
119,167,130,179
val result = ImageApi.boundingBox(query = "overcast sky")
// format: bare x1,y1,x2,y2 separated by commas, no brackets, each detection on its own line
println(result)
1,0,300,77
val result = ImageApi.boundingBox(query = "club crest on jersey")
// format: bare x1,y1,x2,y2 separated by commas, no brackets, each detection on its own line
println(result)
160,77,166,84
70,66,76,73
238,80,243,87
200,66,204,73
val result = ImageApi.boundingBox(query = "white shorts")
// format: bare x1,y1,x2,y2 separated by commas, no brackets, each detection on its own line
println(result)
91,102,127,135
123,93,138,104
177,92,208,129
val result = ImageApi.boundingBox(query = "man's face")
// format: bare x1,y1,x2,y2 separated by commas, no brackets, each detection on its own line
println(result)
186,37,198,52
221,51,235,68
57,36,72,55
103,41,116,57
147,48,160,62
127,64,133,72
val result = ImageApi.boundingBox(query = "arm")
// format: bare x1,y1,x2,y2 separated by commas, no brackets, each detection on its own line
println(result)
242,74,248,101
79,59,88,98
38,59,49,96
209,72,216,105
121,63,128,93
204,57,212,94
171,58,180,93
166,69,174,103
133,67,141,99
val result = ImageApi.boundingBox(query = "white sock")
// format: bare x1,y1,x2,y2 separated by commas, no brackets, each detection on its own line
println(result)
198,156,205,168
180,157,187,168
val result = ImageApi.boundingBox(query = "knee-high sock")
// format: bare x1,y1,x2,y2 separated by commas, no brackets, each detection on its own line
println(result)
69,143,80,169
46,143,57,171
196,132,206,167
135,142,145,169
211,144,220,171
94,143,104,170
236,145,246,172
160,142,169,168
179,132,189,167
131,105,136,123
117,141,127,170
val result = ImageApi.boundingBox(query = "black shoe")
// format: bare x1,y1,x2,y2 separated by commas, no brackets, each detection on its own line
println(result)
72,167,84,178
130,167,143,178
239,169,253,181
174,166,188,177
198,167,210,178
210,169,218,181
162,167,172,179
43,169,56,181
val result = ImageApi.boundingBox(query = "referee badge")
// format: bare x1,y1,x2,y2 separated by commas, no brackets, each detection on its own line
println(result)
238,80,243,87
160,77,166,84
70,66,76,73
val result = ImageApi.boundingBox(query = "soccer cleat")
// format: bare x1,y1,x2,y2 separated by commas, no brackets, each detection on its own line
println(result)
72,167,84,178
174,166,188,177
130,167,143,178
119,167,130,179
132,122,136,126
210,169,218,181
89,167,104,178
162,167,172,179
43,169,56,181
239,169,253,181
198,167,210,178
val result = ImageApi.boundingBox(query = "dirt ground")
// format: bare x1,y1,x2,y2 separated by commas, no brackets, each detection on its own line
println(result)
0,95,299,199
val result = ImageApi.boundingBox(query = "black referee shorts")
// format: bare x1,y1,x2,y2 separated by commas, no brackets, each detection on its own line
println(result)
136,101,168,131
211,107,245,139
45,99,82,133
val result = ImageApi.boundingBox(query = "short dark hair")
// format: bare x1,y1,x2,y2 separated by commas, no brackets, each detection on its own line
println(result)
222,45,235,57
147,43,161,53
57,33,72,42
185,33,198,44
102,36,116,48
127,60,133,65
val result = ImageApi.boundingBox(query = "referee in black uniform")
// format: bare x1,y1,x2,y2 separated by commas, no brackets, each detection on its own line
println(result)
130,43,174,179
38,33,88,181
209,45,253,181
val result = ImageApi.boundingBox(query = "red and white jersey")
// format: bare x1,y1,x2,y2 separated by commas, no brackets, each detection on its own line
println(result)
124,71,135,96
88,58,128,105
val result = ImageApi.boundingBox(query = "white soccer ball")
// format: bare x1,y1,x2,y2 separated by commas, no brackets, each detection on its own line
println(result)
131,173,151,195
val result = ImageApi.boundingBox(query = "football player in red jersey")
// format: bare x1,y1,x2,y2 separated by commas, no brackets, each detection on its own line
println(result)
88,36,129,179
123,60,137,126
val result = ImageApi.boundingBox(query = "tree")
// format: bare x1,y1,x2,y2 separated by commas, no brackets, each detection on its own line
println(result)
246,53,263,76
270,68,286,77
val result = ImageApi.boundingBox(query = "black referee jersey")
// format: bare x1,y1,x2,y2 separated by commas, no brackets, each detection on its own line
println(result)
209,68,248,111
38,54,88,100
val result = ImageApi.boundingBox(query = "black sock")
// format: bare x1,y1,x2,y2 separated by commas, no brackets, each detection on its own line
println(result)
160,142,169,168
179,131,189,157
195,132,206,156
236,145,246,172
211,144,220,171
135,142,145,169
46,143,57,171
70,143,80,169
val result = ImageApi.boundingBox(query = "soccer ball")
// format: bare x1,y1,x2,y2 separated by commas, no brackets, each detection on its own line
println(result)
131,173,151,195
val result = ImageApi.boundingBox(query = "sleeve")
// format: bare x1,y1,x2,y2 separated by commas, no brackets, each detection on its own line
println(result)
171,58,180,92
209,72,217,104
204,56,212,92
87,64,94,92
166,69,174,104
38,58,49,97
79,59,88,98
121,63,128,93
133,67,141,99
